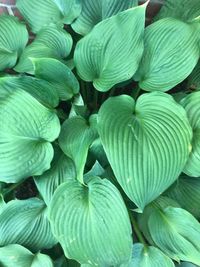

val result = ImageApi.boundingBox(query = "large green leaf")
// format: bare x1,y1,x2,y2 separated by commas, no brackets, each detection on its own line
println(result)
15,25,72,74
72,0,138,35
134,18,199,92
49,177,132,265
0,15,28,71
32,58,79,100
148,207,200,265
74,4,146,92
0,244,53,267
59,115,98,183
0,76,59,108
34,145,76,205
129,243,174,267
16,0,81,33
0,88,60,183
0,198,57,251
181,92,200,176
98,92,192,210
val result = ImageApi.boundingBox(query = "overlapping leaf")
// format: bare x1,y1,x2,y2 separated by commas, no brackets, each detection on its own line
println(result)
74,4,146,92
15,25,72,74
134,18,199,91
72,0,138,35
32,58,79,100
0,15,28,71
0,198,57,251
98,92,192,210
0,88,60,183
16,0,81,33
49,177,132,266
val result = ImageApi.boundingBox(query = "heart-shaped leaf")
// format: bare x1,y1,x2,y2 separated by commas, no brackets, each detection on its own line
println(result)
134,18,199,92
0,15,28,71
0,198,57,251
72,0,138,35
49,177,132,266
98,92,192,210
74,4,146,92
0,88,60,183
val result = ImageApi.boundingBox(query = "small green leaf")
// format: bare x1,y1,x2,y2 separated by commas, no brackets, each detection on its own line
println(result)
15,25,72,74
98,92,192,210
0,15,28,71
134,18,199,91
72,0,138,35
59,115,98,183
32,58,79,100
74,4,146,92
0,88,60,183
0,198,57,251
49,177,132,266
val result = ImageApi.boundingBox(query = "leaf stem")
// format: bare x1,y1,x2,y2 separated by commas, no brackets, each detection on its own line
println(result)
131,84,141,100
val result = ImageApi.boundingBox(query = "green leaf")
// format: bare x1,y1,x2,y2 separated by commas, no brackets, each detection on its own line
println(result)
0,198,57,251
0,76,59,108
16,0,81,33
166,174,200,219
34,145,76,205
134,18,199,92
148,207,200,265
0,88,60,183
59,115,98,183
0,244,53,267
49,177,132,266
176,263,198,267
98,92,192,210
32,58,79,100
129,243,174,267
0,15,28,71
74,4,146,92
15,25,72,74
72,0,138,35
181,92,200,176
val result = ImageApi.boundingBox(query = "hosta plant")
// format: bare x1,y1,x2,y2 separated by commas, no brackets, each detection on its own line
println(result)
1,0,200,266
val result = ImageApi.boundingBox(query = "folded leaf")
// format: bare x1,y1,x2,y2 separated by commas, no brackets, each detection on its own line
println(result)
49,177,132,266
0,88,60,183
74,4,146,92
32,58,79,100
16,0,81,33
34,145,76,205
129,243,174,267
149,207,200,264
0,15,28,71
15,25,72,74
0,198,57,251
72,0,138,35
98,92,192,210
181,92,200,176
59,115,98,183
134,18,199,92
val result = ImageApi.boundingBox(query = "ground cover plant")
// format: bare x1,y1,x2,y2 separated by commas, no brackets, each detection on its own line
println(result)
0,0,200,266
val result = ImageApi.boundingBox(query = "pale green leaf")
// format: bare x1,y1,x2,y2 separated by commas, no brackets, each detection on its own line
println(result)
15,25,72,74
32,58,79,100
0,88,60,183
0,15,28,70
49,177,132,266
98,92,192,210
16,0,81,33
134,18,199,92
59,115,98,183
72,0,138,35
34,145,76,205
0,198,57,251
181,92,200,176
149,207,200,265
74,4,146,92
